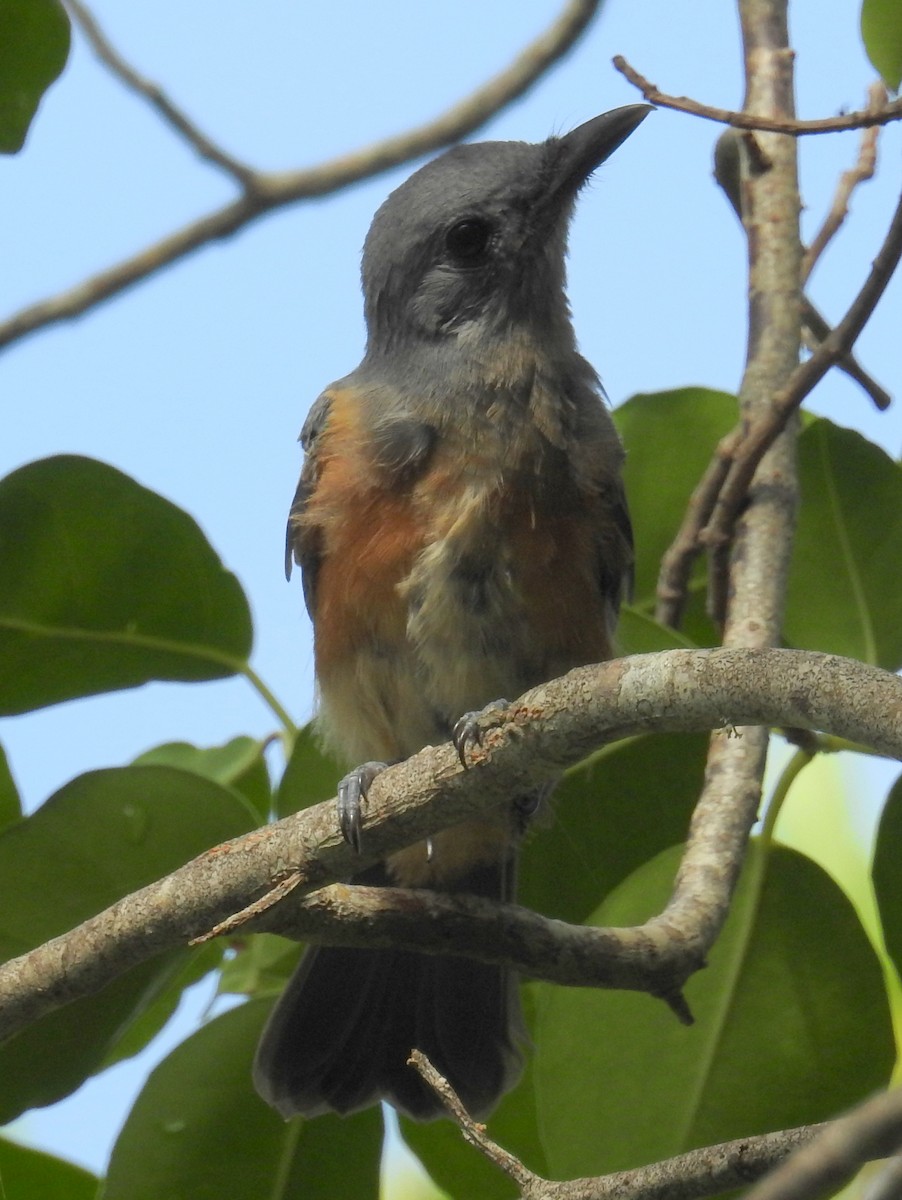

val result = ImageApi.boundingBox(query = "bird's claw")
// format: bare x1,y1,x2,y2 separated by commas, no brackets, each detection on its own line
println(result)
451,699,510,769
337,761,387,852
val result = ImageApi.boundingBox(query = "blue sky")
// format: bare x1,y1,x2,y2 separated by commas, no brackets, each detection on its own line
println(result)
2,0,900,1174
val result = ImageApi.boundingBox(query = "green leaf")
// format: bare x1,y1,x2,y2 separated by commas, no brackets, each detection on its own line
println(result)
616,605,699,656
0,1136,97,1199
218,932,302,998
135,736,272,823
0,765,255,957
0,0,69,153
104,999,383,1200
533,842,895,1178
0,455,253,716
873,771,902,979
786,420,902,669
101,941,225,1069
614,388,736,643
861,0,902,90
0,956,200,1125
614,388,737,603
519,733,708,924
0,765,254,1120
276,723,345,817
0,742,22,828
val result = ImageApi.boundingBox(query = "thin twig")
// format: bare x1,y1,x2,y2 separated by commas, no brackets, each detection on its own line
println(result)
409,1051,537,1189
799,299,891,410
613,55,902,135
64,0,257,183
803,82,887,282
655,428,740,628
190,870,303,943
0,0,602,352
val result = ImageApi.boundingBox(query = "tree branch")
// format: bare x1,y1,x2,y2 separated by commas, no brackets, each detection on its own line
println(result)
217,881,701,1009
64,0,256,183
655,0,804,990
551,1124,828,1200
865,1153,902,1200
744,1087,902,1200
412,1061,901,1200
0,648,899,1044
410,1050,834,1200
613,55,902,135
0,0,601,352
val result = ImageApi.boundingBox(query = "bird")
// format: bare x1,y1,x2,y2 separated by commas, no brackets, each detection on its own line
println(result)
253,103,650,1123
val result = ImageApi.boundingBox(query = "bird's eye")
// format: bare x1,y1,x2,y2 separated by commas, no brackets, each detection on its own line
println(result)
444,218,493,265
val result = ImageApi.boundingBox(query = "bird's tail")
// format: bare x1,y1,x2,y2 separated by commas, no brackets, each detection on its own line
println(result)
252,858,523,1121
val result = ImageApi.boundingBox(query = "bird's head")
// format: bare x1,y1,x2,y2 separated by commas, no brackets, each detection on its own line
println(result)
360,104,651,358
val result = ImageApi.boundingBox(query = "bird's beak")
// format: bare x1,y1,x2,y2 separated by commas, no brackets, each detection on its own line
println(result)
526,104,652,244
555,103,653,196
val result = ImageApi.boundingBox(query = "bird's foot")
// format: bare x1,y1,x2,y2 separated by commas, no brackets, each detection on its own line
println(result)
451,699,510,769
337,761,387,852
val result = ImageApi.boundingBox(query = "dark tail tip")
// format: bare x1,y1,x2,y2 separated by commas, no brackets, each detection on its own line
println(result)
253,943,523,1121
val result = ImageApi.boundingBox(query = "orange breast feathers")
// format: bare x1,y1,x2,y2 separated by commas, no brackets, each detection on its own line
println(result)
301,389,617,760
294,391,418,664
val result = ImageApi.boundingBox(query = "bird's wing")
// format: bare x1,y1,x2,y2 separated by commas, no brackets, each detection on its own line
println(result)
285,389,333,618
